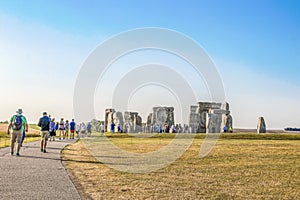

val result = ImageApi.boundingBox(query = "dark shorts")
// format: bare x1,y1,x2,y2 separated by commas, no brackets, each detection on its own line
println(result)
70,130,75,133
50,130,56,136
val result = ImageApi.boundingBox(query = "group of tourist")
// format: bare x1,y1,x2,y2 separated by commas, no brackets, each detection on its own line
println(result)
7,109,92,156
109,122,234,134
108,122,193,133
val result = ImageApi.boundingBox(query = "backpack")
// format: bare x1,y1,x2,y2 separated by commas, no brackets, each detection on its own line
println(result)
13,115,23,131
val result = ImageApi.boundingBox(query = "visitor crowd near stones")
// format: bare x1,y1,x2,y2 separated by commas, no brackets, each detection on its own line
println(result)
7,108,92,156
108,122,233,134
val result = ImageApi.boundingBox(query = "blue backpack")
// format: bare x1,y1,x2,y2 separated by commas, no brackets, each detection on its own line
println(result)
13,115,23,131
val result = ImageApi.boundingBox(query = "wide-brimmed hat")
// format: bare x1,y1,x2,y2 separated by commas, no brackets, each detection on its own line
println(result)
16,109,23,114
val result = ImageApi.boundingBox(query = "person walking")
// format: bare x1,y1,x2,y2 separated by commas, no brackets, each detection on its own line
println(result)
75,123,80,138
80,122,86,138
55,122,59,135
59,118,65,140
49,118,56,141
7,109,28,156
70,119,76,139
87,123,92,136
64,120,69,139
110,122,115,133
38,112,50,153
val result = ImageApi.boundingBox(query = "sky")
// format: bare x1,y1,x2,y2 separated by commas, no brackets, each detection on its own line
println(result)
0,0,299,128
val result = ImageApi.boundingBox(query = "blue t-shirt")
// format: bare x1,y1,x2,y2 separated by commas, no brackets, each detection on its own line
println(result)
70,122,76,130
38,116,50,131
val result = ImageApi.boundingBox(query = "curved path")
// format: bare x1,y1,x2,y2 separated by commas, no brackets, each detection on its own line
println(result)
0,139,81,200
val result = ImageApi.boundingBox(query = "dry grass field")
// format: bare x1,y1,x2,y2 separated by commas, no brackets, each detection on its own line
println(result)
62,133,300,200
0,123,40,148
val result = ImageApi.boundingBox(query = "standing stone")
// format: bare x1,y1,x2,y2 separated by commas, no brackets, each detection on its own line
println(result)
189,102,232,133
206,113,221,133
146,113,153,126
124,111,141,133
206,109,226,133
113,111,124,132
257,117,266,133
188,105,200,133
152,107,175,127
136,115,143,132
105,108,115,132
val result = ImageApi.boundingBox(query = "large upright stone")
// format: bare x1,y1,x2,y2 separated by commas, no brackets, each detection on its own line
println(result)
188,105,200,133
146,113,153,126
113,111,124,131
207,109,227,133
105,108,115,132
206,114,220,133
257,117,266,133
152,107,174,127
189,102,232,133
124,111,142,133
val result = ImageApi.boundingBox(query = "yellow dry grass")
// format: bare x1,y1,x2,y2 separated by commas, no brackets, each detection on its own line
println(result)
62,134,300,200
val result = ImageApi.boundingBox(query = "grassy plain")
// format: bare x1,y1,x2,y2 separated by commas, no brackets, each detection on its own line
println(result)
0,123,40,148
62,133,300,199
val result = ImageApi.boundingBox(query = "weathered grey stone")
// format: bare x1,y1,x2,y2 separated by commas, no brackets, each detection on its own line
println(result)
206,113,222,133
152,106,174,127
257,117,266,133
136,115,143,132
113,111,124,131
188,105,200,133
105,108,115,132
146,113,152,125
189,102,232,133
124,111,142,133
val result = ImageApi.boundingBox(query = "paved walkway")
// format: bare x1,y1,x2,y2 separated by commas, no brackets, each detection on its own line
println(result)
0,139,81,200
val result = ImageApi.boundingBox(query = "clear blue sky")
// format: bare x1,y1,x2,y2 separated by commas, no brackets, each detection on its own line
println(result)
0,0,299,128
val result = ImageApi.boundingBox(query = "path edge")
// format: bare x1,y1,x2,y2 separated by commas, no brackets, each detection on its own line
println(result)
61,139,93,200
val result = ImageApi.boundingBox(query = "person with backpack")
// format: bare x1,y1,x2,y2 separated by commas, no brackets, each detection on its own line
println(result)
7,109,28,156
38,112,50,153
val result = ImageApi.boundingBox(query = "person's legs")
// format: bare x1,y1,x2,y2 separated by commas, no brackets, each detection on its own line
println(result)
21,131,25,146
40,130,45,151
59,130,63,140
16,131,22,155
40,131,49,152
43,139,47,152
70,130,74,139
41,140,44,151
10,132,17,155
43,131,49,152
